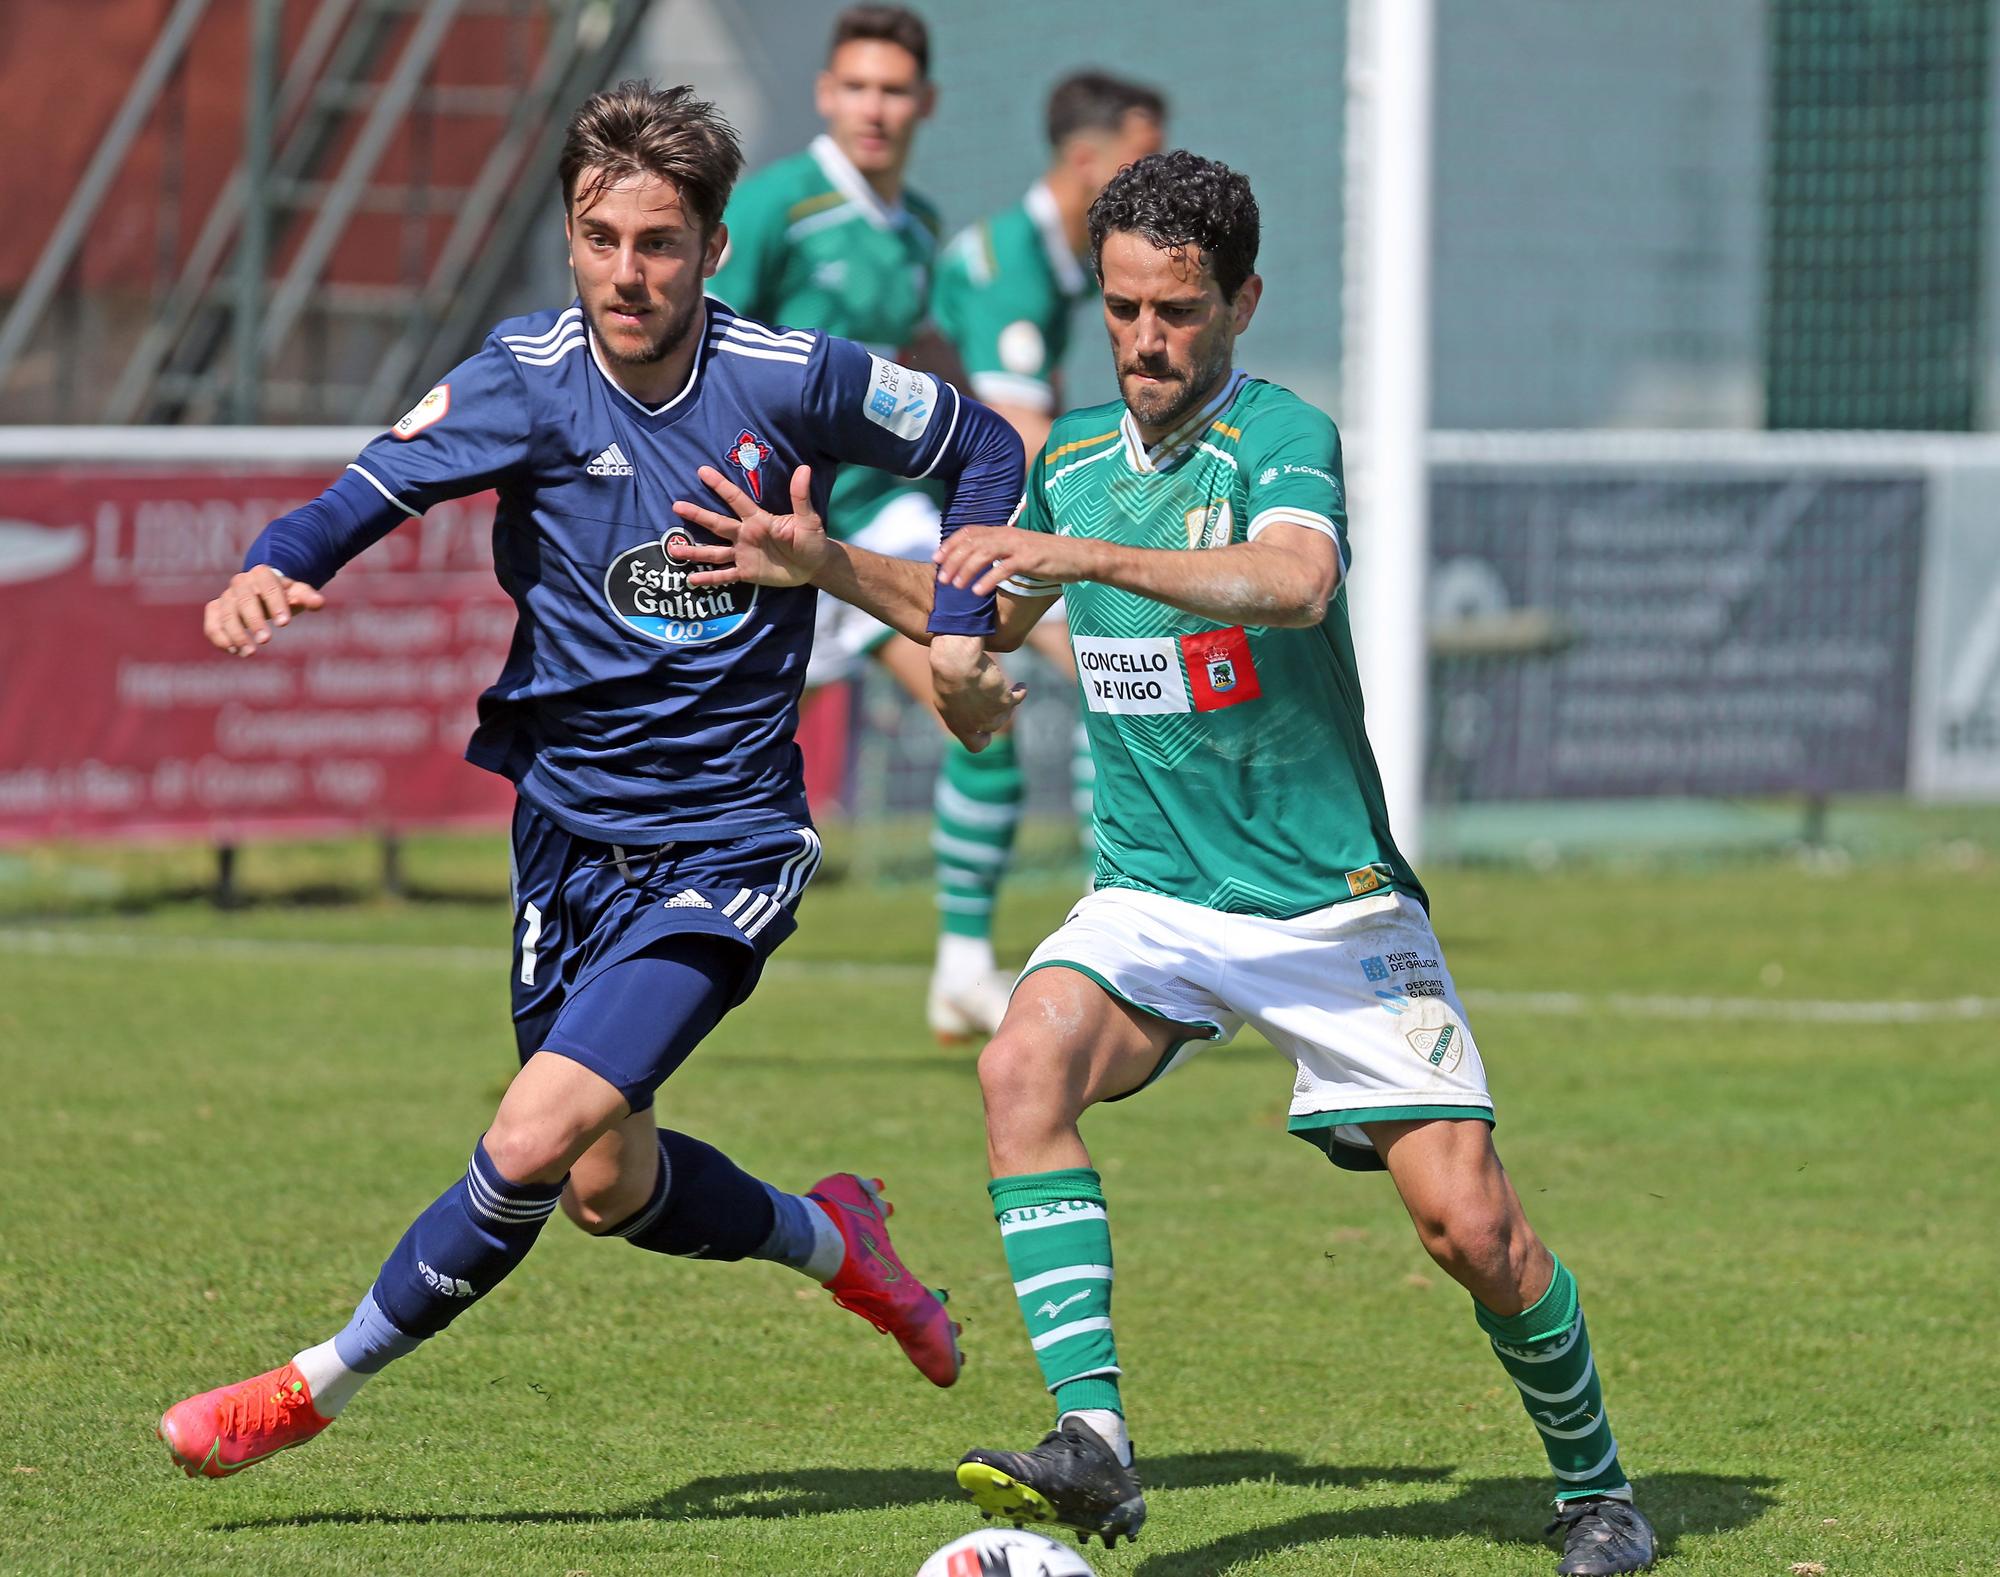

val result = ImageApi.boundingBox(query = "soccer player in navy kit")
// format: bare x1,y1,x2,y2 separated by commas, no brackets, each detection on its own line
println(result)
157,82,1024,1479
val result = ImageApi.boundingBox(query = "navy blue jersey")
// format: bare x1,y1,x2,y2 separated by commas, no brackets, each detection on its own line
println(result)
247,298,1022,842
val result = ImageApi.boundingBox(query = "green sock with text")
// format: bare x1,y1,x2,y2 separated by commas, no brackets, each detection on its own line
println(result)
990,1168,1122,1418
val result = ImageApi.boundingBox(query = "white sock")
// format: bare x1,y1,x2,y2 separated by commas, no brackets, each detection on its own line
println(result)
936,932,997,979
803,1199,847,1283
1061,1407,1132,1467
291,1338,370,1419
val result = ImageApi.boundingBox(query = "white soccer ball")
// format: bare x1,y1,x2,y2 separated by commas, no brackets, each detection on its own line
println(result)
916,1526,1097,1577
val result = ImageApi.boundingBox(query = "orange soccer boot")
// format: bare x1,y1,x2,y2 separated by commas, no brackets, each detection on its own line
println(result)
808,1173,963,1387
158,1362,333,1479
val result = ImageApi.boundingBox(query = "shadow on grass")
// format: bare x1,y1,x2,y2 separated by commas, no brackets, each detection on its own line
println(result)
1130,1471,1779,1575
0,876,505,925
210,1451,1443,1533
212,1459,1775,1565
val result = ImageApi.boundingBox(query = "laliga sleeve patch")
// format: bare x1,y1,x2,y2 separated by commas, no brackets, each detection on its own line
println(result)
1181,626,1261,711
997,319,1046,376
393,384,449,440
862,354,939,441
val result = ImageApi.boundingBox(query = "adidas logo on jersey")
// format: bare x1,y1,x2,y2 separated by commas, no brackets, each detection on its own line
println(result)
587,443,635,477
663,889,712,910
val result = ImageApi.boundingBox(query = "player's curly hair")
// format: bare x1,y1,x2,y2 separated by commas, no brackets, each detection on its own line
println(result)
1087,150,1260,299
560,81,743,230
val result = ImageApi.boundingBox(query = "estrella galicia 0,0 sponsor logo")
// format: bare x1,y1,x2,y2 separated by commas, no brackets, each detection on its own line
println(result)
605,526,757,644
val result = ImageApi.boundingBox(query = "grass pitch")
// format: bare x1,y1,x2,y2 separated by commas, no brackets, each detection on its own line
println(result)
1,833,1995,1574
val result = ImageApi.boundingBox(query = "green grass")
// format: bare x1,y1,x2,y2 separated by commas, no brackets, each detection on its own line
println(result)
2,842,1996,1574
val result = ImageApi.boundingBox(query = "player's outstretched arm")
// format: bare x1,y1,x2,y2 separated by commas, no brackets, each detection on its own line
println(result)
673,464,1042,750
937,520,1340,630
673,463,1051,646
202,565,327,657
205,458,428,657
672,461,941,639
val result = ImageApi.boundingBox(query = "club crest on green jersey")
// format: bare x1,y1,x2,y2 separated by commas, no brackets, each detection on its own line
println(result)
1183,498,1232,549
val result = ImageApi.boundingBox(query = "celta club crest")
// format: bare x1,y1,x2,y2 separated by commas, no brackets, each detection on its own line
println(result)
1206,651,1237,693
726,428,773,501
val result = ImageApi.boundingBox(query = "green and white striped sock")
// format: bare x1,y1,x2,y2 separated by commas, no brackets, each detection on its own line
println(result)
934,735,1023,942
990,1168,1122,1419
1477,1258,1631,1501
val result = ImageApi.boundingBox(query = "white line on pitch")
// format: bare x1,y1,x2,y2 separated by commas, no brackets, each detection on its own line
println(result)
0,927,499,971
1458,988,2000,1024
1,928,1993,1023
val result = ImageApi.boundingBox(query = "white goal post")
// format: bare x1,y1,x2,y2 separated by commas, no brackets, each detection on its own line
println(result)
1342,0,1435,859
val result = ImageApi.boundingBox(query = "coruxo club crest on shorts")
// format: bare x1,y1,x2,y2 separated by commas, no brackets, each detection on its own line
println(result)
1406,1021,1463,1074
604,526,757,644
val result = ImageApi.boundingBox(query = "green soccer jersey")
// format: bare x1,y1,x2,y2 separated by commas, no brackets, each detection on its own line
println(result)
1006,372,1424,918
709,134,942,539
932,180,1093,414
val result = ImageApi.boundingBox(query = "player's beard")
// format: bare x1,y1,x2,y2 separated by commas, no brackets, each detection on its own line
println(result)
1118,326,1234,434
589,289,703,368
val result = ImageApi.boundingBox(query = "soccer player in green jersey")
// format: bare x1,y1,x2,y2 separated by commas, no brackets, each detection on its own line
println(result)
705,2,941,649
669,150,1658,1575
708,4,1026,1039
932,72,1165,461
926,73,1166,985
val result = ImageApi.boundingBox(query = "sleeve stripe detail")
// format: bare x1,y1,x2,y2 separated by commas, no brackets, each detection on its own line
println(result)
1044,429,1121,465
786,202,860,241
916,381,964,479
1048,442,1124,484
785,190,848,223
1001,574,1062,596
1246,507,1348,571
710,316,814,349
970,371,1055,410
711,340,810,366
345,463,420,519
500,308,582,349
511,333,586,367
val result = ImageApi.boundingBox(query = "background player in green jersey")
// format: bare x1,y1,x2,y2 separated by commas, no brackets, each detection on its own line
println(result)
933,72,1166,460
706,2,941,633
926,72,1166,1002
707,5,1022,1040
669,150,1659,1576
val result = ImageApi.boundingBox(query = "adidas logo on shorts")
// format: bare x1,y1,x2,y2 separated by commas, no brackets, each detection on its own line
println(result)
663,888,712,910
587,442,635,477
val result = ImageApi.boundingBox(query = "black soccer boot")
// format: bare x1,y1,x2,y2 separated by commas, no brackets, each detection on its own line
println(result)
1547,1494,1658,1574
956,1416,1146,1548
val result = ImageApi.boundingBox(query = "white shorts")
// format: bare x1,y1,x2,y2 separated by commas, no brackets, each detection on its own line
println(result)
805,490,942,689
1018,885,1494,1170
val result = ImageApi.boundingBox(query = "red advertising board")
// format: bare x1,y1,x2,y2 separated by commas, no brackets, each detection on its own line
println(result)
0,469,519,843
0,462,855,844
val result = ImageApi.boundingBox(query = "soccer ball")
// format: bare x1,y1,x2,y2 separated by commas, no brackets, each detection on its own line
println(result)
916,1526,1097,1577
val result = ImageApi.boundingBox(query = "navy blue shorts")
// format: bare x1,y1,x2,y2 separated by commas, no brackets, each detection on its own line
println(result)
507,797,823,1109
